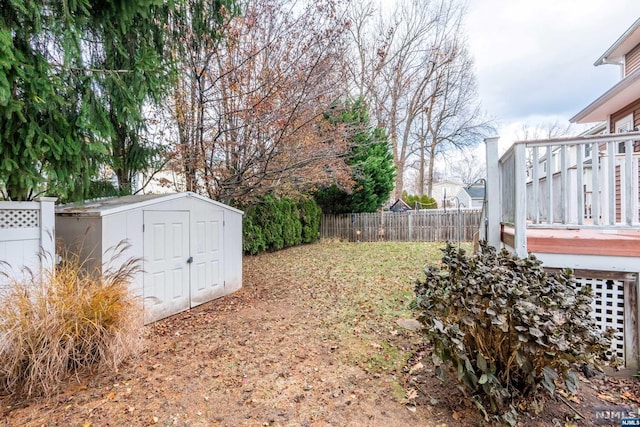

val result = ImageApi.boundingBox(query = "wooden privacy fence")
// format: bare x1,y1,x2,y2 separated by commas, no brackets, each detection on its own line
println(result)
320,209,482,242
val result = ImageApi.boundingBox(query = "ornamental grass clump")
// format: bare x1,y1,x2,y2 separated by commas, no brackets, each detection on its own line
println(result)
414,242,616,425
0,242,142,397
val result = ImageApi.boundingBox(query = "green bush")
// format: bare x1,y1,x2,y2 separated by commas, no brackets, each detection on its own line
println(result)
0,243,142,396
242,196,321,254
242,215,267,255
256,195,285,250
413,243,615,424
402,191,437,209
298,197,321,243
279,198,302,247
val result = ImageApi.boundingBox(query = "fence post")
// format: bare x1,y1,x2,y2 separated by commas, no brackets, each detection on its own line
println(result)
484,137,501,249
37,197,57,274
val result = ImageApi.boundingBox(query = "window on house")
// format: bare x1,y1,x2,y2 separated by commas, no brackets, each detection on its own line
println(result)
584,144,592,158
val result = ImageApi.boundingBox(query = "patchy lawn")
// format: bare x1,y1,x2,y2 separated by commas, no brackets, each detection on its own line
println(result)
1,242,638,426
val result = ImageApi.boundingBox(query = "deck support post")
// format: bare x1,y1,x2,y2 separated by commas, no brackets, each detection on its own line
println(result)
484,137,501,249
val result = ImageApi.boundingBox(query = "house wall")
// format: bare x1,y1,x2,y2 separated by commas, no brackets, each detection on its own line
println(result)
431,181,464,207
625,42,640,76
610,98,640,133
456,190,472,208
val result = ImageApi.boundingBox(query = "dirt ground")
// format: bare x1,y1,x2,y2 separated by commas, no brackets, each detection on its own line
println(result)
1,242,638,427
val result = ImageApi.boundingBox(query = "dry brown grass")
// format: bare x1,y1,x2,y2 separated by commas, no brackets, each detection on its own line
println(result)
0,242,142,397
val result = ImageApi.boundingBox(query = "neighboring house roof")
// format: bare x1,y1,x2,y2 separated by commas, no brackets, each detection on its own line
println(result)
389,199,412,212
463,185,485,200
571,17,640,124
579,122,607,136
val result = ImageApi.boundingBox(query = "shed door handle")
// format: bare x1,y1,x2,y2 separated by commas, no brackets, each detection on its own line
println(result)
187,256,193,264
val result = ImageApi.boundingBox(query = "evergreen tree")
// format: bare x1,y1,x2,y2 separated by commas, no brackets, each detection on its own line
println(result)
0,0,235,200
1,2,100,200
315,99,395,214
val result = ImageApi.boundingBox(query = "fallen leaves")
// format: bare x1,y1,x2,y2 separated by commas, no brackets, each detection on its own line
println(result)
409,362,424,375
621,389,640,404
405,388,418,401
597,392,619,403
2,243,638,427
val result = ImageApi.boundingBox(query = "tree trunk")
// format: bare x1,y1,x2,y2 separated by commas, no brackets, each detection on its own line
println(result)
426,138,437,198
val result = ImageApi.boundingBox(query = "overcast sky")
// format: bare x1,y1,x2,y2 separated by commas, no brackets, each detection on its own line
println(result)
464,0,640,147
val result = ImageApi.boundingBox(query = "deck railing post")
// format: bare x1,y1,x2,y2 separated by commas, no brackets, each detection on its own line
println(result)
592,142,600,225
514,144,528,257
546,146,553,224
624,140,634,226
560,145,568,224
532,147,540,223
576,144,584,225
484,137,501,249
607,141,616,225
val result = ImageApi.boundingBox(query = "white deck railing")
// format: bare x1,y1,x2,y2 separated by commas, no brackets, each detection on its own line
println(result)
485,132,640,256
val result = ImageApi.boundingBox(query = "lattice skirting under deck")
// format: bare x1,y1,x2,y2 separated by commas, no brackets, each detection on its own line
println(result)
574,277,626,362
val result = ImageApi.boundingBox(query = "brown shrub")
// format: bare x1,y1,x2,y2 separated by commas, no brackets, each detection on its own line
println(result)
0,242,142,396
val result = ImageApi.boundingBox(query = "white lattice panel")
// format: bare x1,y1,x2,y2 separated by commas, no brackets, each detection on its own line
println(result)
0,209,39,228
574,277,625,362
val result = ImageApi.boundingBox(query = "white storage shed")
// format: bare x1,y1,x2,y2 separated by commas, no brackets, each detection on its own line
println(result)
55,192,243,324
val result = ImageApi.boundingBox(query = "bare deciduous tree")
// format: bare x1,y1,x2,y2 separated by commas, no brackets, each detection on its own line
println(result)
514,120,576,141
344,0,493,199
444,151,486,186
417,29,493,198
165,0,352,204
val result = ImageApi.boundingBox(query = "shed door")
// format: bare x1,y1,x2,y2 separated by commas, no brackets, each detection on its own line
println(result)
191,211,224,306
143,211,190,324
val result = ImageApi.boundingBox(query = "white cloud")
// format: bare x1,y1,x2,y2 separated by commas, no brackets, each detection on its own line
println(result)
465,0,640,149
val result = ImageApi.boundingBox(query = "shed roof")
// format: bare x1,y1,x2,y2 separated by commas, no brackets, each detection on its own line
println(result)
56,192,244,217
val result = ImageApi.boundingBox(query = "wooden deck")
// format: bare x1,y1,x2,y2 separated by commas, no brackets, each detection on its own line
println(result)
485,135,640,371
501,225,640,257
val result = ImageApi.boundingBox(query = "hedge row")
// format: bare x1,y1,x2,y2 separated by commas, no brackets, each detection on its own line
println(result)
242,196,321,255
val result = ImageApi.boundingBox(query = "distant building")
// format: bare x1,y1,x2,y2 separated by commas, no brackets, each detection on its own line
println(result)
430,180,465,208
389,199,412,212
457,183,485,209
